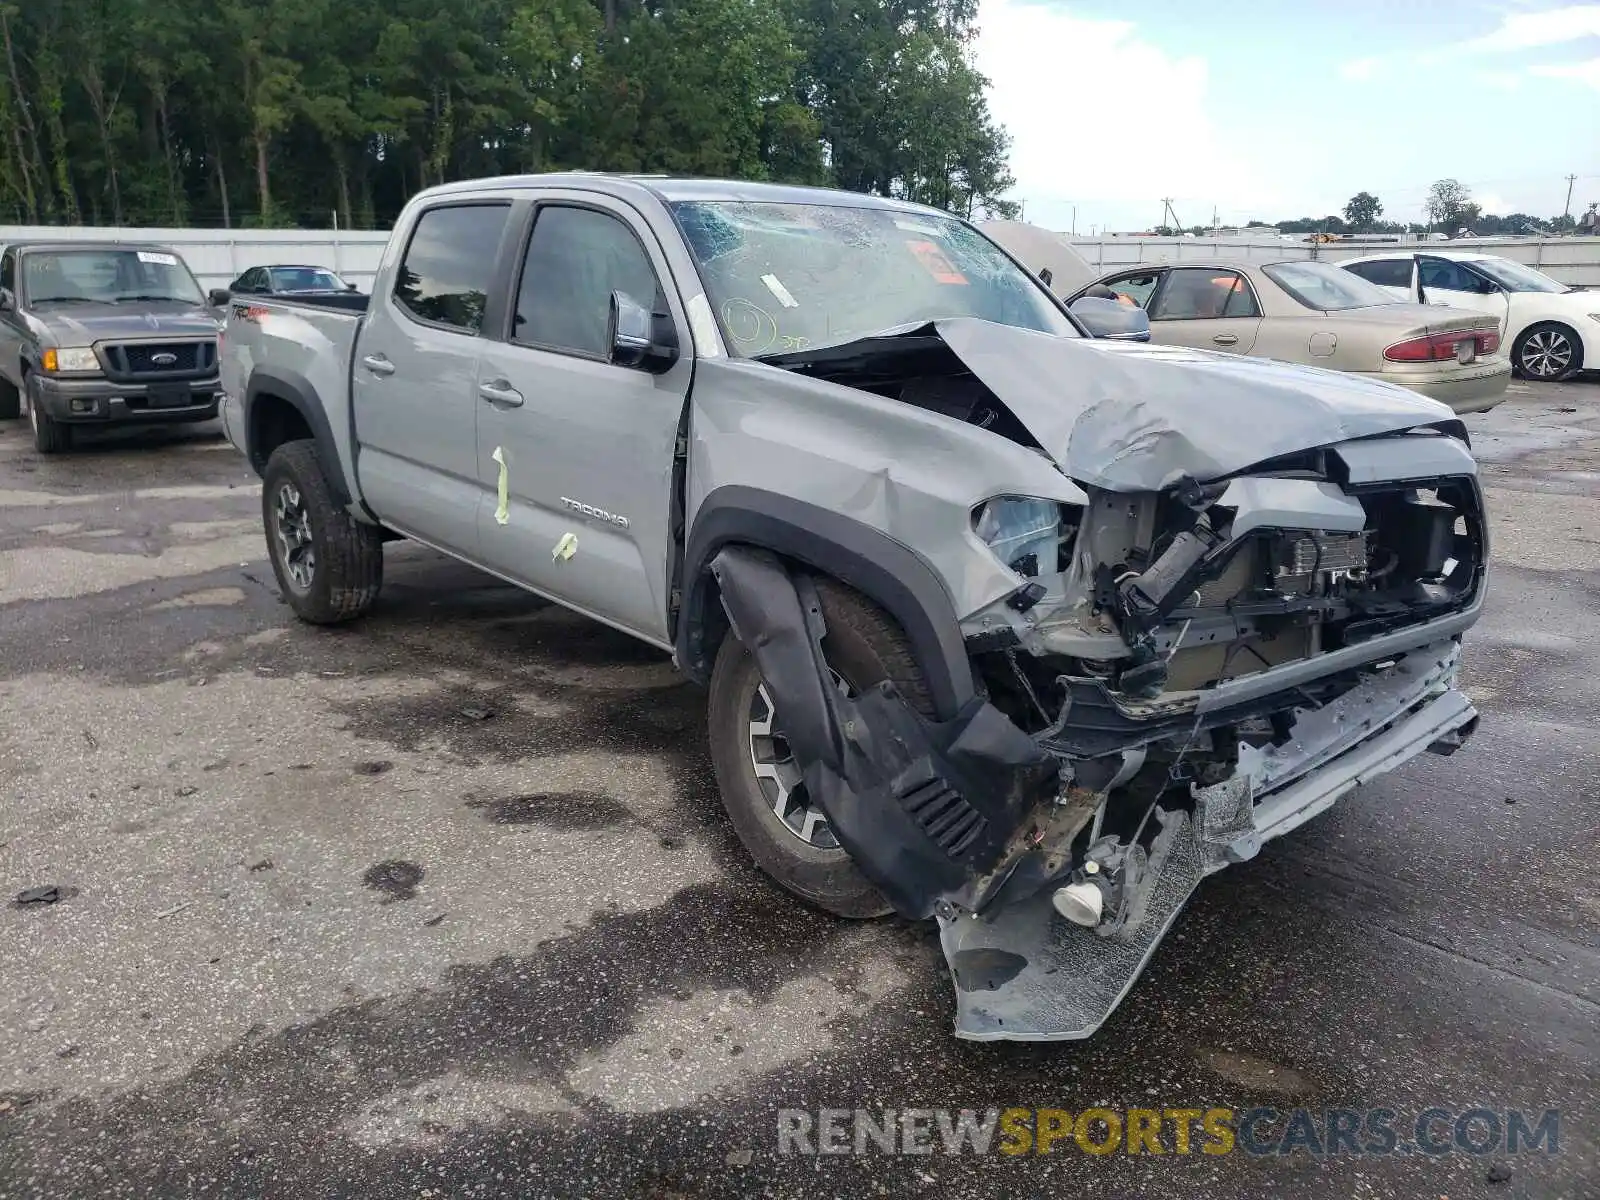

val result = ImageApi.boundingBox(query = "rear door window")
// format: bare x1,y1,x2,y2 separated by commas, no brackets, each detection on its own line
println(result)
1344,258,1411,289
393,203,512,333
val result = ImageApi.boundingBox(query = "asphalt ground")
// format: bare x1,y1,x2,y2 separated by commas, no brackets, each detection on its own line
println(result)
0,380,1596,1199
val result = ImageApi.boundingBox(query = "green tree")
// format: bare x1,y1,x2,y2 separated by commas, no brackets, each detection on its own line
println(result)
0,0,1020,227
1343,190,1382,231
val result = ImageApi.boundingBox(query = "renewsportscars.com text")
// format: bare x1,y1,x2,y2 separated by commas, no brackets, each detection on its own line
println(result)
776,1106,1561,1158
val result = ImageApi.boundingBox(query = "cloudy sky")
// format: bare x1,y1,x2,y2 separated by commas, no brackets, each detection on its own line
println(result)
974,0,1600,233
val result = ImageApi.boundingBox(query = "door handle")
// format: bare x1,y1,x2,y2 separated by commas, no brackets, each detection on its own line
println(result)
478,380,524,408
361,354,396,376
1212,334,1239,346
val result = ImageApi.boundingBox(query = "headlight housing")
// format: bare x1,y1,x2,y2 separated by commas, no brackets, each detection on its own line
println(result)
42,346,100,374
973,496,1064,577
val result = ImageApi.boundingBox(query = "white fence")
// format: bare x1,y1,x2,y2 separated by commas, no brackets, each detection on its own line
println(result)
0,225,391,291
4,222,1598,290
1061,234,1600,287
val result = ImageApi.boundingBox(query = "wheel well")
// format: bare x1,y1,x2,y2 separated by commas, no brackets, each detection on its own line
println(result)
681,541,968,718
1516,319,1580,344
679,491,976,719
247,393,313,474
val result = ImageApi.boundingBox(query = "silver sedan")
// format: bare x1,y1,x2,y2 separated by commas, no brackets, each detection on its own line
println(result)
1066,259,1511,414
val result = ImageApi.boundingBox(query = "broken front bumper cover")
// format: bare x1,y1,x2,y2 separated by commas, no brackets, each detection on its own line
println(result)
711,546,1479,1042
941,638,1477,1041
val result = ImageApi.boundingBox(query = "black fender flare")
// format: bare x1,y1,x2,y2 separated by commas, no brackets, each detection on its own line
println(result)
244,367,351,507
677,485,976,721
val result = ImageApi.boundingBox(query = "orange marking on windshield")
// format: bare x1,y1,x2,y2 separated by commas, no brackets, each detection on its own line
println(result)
906,240,968,285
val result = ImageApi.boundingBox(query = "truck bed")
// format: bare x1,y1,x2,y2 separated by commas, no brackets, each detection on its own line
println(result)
219,293,368,503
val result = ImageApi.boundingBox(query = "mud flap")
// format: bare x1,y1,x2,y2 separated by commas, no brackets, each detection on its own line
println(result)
710,546,1056,921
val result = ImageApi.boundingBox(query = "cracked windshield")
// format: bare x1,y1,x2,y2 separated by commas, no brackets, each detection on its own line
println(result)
672,201,1077,356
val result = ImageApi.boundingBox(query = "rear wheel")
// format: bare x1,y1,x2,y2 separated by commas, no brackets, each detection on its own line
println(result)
707,575,934,918
1513,322,1583,381
262,439,384,624
25,374,71,454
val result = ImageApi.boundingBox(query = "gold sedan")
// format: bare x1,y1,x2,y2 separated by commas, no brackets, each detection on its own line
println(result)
1067,259,1511,415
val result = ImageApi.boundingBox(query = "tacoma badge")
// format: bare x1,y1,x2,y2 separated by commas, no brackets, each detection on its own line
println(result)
559,497,630,528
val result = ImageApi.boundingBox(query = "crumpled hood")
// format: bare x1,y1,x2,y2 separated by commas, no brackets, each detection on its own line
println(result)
34,302,221,344
932,317,1465,492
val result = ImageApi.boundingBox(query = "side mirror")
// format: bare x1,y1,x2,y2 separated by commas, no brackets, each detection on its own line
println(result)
208,288,231,307
347,282,359,292
0,287,12,312
607,289,679,374
1070,295,1151,341
1038,266,1054,288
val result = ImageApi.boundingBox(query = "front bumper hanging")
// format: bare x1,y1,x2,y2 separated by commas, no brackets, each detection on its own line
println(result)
940,640,1477,1041
711,545,1479,1042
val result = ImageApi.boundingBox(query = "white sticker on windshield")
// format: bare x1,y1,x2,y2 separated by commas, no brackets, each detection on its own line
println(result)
137,251,178,266
761,274,799,309
892,218,941,236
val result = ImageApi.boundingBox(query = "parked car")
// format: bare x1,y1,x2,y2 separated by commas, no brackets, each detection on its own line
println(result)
1338,249,1597,381
1054,258,1509,414
0,241,222,452
226,264,361,298
219,174,1484,1042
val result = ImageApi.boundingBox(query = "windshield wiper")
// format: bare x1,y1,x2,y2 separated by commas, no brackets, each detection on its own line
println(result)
31,296,99,305
115,294,197,304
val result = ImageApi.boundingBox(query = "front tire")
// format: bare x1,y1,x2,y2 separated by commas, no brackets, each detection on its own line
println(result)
25,375,71,454
1513,322,1583,381
707,575,934,919
262,439,383,624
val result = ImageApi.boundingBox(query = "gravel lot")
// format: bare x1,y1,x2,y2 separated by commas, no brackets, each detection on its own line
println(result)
1,382,1597,1199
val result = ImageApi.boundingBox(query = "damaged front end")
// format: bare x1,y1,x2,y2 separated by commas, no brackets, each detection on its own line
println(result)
711,319,1486,1041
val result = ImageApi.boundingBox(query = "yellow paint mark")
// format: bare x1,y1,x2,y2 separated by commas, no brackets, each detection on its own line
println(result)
552,532,578,562
492,446,510,526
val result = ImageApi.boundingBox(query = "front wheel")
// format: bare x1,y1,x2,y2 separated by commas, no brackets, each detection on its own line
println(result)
25,376,71,453
261,439,383,624
706,575,935,919
1513,322,1583,381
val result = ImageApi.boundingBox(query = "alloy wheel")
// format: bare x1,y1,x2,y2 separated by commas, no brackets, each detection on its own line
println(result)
272,482,316,591
1520,328,1574,379
746,674,851,849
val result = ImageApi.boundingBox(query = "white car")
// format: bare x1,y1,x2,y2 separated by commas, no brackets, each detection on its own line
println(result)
1338,249,1598,381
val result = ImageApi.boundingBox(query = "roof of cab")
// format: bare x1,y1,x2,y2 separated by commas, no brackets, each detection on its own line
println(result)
417,172,954,217
1340,248,1501,264
4,240,182,254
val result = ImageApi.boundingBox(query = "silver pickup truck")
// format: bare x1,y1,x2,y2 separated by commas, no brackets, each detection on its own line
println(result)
220,174,1486,1041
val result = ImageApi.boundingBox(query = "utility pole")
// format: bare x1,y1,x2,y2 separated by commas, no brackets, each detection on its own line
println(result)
1563,174,1577,223
1071,205,1077,236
